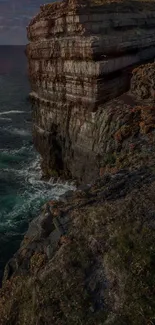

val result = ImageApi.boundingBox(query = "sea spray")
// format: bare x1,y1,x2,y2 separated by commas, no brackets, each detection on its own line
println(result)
0,143,75,283
0,67,74,283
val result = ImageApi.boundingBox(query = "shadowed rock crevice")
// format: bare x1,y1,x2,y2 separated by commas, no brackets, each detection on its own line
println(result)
48,123,64,174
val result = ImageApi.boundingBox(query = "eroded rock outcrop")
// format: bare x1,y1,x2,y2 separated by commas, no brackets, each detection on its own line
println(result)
26,0,155,183
1,168,155,324
1,1,155,324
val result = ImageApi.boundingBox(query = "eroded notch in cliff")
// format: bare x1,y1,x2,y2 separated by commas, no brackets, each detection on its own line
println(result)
49,123,64,175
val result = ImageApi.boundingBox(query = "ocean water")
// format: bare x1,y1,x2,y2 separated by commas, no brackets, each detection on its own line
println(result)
0,53,74,283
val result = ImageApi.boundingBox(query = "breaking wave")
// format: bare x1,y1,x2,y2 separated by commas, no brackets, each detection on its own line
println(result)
0,110,26,115
0,143,75,283
0,70,74,283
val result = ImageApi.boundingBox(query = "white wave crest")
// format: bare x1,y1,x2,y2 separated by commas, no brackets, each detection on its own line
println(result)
0,145,32,155
0,147,76,233
8,128,31,136
0,110,26,116
0,117,12,121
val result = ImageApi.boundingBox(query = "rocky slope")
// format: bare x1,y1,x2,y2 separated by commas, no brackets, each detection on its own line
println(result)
26,0,155,183
1,0,155,324
1,167,155,324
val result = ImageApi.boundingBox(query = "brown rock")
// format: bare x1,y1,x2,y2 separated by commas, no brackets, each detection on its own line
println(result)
26,0,155,183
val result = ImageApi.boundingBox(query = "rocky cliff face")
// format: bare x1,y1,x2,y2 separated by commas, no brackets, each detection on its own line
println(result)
1,167,155,325
26,0,155,183
1,1,155,325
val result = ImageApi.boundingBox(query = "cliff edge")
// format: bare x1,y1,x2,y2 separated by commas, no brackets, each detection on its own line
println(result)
1,168,155,324
26,0,155,183
1,0,155,324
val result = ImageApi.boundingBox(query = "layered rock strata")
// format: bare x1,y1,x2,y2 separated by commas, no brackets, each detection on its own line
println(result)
26,0,155,183
1,2,155,324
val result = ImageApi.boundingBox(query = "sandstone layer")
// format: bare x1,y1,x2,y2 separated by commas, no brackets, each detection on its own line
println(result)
26,0,155,183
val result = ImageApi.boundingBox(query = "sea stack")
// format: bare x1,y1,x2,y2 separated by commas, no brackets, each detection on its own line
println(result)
26,0,155,182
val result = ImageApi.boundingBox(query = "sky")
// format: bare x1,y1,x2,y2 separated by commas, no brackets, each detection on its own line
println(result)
0,0,53,45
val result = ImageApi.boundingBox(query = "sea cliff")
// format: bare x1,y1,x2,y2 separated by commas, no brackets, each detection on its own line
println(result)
26,0,155,183
1,0,155,324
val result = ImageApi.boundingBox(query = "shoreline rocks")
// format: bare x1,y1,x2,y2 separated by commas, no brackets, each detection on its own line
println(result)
1,167,155,324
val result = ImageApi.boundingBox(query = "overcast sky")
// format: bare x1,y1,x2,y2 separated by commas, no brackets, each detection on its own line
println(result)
0,0,53,45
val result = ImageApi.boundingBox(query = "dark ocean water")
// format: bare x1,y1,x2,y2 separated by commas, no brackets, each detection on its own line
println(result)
0,48,74,283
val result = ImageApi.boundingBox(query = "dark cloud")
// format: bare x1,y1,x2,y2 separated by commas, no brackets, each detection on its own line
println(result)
0,0,53,44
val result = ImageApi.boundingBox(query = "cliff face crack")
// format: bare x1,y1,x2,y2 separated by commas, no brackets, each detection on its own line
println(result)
49,123,64,174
